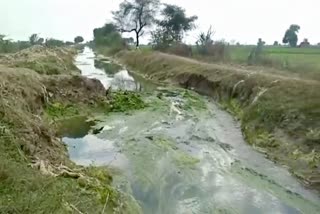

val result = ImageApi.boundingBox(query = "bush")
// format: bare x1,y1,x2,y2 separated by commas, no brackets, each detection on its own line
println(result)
196,41,229,61
166,43,192,57
93,24,127,55
45,39,65,47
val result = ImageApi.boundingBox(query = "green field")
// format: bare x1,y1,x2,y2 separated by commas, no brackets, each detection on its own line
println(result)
228,46,320,80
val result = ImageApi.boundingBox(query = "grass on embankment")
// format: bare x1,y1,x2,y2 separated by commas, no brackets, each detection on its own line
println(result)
0,47,142,213
117,50,320,189
0,45,79,75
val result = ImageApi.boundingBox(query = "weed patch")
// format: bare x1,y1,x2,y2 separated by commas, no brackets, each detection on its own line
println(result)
108,91,146,112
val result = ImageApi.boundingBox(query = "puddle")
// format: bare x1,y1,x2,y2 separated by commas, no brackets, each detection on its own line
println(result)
56,116,95,138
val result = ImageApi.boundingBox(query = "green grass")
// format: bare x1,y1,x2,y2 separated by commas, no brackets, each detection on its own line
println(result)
140,44,320,80
228,46,320,79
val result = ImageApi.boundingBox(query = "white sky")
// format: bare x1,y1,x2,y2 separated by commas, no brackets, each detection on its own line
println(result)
0,0,319,44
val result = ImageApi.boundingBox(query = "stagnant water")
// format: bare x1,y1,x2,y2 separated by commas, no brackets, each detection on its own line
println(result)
63,47,320,213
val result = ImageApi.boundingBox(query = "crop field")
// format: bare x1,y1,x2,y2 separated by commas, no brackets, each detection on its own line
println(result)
228,46,320,79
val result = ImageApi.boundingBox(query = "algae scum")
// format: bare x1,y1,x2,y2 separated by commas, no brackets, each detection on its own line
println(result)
63,48,320,213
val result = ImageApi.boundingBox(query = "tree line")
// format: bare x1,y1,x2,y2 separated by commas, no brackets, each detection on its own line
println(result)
93,0,317,51
0,33,85,53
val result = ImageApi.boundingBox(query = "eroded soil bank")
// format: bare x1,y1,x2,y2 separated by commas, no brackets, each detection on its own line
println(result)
117,50,320,190
0,47,140,213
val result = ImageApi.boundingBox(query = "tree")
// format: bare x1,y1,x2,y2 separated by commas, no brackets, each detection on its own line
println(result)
124,37,134,45
112,0,160,48
299,38,310,47
248,38,265,65
282,24,300,47
93,23,127,54
273,41,279,46
93,23,119,43
45,38,64,47
93,23,123,46
157,4,197,42
29,34,44,45
74,36,84,44
151,4,197,50
197,26,214,47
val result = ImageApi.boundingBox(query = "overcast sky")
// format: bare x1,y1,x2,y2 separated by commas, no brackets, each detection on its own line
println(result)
0,0,319,44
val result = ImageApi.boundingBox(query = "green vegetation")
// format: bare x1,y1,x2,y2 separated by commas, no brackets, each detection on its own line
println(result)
74,36,84,44
45,38,65,47
93,23,127,55
45,102,80,118
29,34,44,45
0,35,31,53
182,90,207,111
107,91,147,112
228,45,320,80
151,4,197,51
112,0,160,48
282,24,300,47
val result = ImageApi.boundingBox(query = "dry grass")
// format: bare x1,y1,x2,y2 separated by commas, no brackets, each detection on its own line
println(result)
118,50,320,189
0,47,141,213
0,45,79,75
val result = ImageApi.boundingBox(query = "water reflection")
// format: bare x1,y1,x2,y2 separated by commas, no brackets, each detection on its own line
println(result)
75,47,155,91
57,116,95,138
63,134,128,167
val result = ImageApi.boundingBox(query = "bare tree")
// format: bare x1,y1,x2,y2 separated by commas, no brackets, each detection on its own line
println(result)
112,0,160,48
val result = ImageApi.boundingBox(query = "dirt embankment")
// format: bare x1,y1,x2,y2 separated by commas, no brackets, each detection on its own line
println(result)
0,47,140,213
0,45,79,75
118,50,320,190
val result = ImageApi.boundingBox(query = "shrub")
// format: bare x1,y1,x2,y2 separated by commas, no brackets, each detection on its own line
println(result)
195,27,229,61
166,43,192,57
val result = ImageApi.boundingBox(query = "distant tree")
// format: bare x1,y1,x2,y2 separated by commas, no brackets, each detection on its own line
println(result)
282,24,300,47
196,26,214,55
45,38,64,47
151,4,197,50
112,0,160,48
157,4,198,42
299,38,310,47
273,41,279,46
74,36,84,44
124,37,134,45
38,38,44,44
65,41,74,46
0,34,5,41
93,23,127,54
248,38,265,65
29,34,44,45
93,23,123,46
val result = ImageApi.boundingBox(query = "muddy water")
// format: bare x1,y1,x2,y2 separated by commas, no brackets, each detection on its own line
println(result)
63,47,320,213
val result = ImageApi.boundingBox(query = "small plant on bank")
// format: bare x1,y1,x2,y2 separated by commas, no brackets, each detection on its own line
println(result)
195,26,229,61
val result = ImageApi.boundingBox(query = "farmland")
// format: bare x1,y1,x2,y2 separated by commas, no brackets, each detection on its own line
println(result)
228,45,320,80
